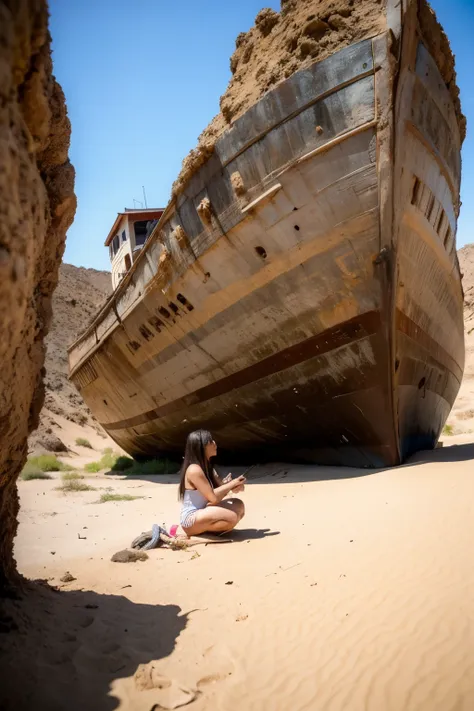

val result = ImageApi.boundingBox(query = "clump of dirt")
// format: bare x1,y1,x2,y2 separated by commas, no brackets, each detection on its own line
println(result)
171,0,465,198
28,264,111,453
172,0,386,197
111,550,149,563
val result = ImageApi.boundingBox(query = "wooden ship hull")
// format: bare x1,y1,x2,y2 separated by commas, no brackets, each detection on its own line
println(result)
68,1,464,467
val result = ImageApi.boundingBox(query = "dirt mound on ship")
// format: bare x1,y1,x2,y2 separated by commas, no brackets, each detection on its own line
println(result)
172,0,386,196
172,0,464,198
28,264,111,453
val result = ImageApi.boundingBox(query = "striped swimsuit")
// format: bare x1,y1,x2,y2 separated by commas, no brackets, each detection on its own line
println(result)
181,489,208,529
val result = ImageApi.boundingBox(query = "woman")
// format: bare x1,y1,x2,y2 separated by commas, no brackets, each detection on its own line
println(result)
179,430,246,536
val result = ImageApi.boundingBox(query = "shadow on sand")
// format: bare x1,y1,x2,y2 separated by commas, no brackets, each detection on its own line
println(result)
400,441,474,467
196,527,280,544
0,580,188,711
103,441,474,489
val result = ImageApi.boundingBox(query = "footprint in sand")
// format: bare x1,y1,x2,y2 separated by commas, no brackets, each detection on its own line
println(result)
134,663,196,709
197,672,230,690
78,615,94,629
195,644,235,694
99,641,121,655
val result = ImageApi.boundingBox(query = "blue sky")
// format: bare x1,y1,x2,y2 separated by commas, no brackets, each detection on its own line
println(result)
49,0,474,271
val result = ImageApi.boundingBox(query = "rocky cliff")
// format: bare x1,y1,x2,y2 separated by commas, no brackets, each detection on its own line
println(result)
0,0,76,589
29,264,111,453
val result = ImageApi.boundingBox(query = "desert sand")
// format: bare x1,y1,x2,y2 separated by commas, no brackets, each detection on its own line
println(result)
1,443,473,711
4,246,473,711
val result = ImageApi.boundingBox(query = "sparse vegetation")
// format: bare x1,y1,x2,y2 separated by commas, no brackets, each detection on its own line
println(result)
97,493,142,503
20,469,53,481
57,472,95,493
84,450,119,472
84,461,102,473
25,454,62,472
21,454,74,476
442,424,454,436
84,450,177,476
61,471,84,481
126,458,173,475
101,450,118,469
75,437,93,449
111,455,134,471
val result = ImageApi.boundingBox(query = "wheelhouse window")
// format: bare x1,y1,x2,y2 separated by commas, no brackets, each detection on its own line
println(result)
134,220,149,247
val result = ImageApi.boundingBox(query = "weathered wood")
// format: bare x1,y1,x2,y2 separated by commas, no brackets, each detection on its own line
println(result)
68,4,464,467
215,39,374,166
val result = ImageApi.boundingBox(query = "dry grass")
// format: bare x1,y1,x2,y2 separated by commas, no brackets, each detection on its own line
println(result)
57,472,95,493
97,493,143,503
22,455,75,475
61,472,84,481
20,469,53,481
75,437,93,449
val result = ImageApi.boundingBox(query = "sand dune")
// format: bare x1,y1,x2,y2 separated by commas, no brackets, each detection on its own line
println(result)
2,448,473,711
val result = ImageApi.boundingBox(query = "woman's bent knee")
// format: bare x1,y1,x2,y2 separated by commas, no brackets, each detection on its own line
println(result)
232,498,245,519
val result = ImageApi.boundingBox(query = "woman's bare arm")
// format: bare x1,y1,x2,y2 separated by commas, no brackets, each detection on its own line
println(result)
187,465,246,505
213,469,232,487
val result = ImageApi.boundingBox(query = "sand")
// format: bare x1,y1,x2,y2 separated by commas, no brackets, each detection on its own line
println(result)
5,244,472,710
1,448,473,711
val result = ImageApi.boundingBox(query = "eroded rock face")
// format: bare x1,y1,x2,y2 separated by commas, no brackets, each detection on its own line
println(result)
0,0,76,589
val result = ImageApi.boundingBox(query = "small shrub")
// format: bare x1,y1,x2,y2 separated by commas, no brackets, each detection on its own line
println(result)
111,456,134,472
102,447,113,455
100,450,119,470
442,424,454,436
58,474,95,493
75,437,93,449
61,472,84,481
85,461,102,473
98,493,142,503
131,459,170,475
84,451,122,472
20,468,52,481
86,450,127,472
25,454,63,472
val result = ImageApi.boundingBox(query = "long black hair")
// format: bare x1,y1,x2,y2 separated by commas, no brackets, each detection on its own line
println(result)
178,429,217,499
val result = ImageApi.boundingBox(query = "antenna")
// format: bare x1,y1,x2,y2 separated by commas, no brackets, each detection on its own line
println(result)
142,185,148,209
133,198,144,209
